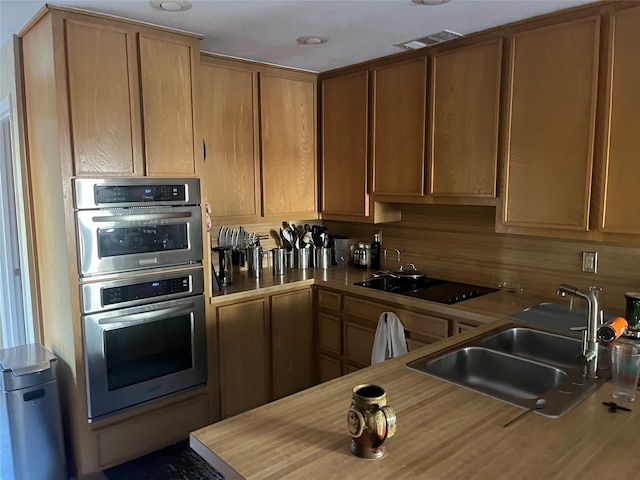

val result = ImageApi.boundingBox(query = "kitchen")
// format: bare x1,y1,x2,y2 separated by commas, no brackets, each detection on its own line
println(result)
1,0,640,478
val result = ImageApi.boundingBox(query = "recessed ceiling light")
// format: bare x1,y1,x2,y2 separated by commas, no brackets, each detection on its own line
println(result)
412,0,452,5
296,35,330,45
149,1,192,12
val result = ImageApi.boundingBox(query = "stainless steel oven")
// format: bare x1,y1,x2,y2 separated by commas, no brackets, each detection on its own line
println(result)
74,178,202,277
81,267,206,422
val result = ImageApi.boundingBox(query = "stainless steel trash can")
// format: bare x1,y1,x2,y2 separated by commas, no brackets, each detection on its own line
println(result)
0,344,67,480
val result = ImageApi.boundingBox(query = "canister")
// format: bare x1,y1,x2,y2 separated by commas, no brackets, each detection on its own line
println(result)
269,247,287,276
297,248,311,270
315,247,332,269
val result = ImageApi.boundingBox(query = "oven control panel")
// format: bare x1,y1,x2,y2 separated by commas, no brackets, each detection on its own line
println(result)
79,267,204,314
102,276,191,306
95,184,186,204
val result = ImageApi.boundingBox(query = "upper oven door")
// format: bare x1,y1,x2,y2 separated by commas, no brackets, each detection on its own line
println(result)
76,206,203,277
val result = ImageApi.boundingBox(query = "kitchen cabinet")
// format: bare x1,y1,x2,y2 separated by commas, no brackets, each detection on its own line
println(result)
19,6,204,474
315,287,453,374
271,289,315,399
200,56,317,221
217,297,270,418
371,58,427,197
215,287,315,418
199,61,260,218
63,13,200,177
498,17,600,231
596,6,640,235
428,39,502,199
320,71,401,223
260,72,317,217
139,34,198,176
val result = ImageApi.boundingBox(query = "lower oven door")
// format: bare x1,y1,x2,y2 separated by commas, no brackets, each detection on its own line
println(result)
82,295,206,422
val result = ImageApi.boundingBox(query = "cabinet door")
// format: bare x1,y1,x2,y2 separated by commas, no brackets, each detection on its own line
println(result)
200,62,260,219
271,289,315,399
344,320,376,368
429,40,501,198
372,58,427,196
501,17,600,230
318,354,342,383
65,19,143,176
321,72,369,216
261,73,317,217
599,7,640,234
139,34,197,176
217,298,269,418
318,312,341,355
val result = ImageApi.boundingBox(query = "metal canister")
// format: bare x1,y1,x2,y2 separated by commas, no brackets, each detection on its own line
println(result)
246,245,263,278
269,247,286,276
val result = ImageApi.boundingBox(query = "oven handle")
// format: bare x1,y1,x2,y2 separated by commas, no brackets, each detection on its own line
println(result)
97,302,195,326
91,212,193,223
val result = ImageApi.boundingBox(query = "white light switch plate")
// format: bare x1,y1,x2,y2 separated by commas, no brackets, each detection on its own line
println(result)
582,251,598,273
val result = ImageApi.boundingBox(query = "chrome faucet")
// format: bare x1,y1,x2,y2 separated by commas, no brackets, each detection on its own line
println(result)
556,284,603,378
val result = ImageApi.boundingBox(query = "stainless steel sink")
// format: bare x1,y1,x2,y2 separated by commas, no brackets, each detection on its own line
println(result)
424,347,567,399
482,327,611,370
406,323,611,417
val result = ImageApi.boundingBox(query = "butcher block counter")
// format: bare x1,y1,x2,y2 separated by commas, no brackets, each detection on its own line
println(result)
191,319,640,479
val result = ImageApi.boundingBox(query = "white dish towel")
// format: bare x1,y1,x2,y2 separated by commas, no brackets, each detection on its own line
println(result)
371,312,408,365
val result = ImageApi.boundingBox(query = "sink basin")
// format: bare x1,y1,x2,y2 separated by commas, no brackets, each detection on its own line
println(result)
482,327,610,370
406,323,611,417
421,346,567,400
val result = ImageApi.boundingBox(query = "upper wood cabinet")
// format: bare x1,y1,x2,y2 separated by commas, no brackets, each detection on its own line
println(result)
372,58,428,196
428,39,502,198
62,13,200,177
260,73,317,217
139,35,198,176
199,62,260,218
596,6,640,235
65,19,143,176
322,72,369,217
320,71,401,223
199,57,317,222
499,17,600,231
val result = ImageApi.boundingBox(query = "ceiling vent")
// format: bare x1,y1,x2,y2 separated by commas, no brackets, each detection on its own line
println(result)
395,30,462,50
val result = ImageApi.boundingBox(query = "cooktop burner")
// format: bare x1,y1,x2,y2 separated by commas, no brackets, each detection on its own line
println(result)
353,277,497,305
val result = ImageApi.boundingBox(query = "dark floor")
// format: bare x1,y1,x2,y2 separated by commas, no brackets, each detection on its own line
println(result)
85,440,223,480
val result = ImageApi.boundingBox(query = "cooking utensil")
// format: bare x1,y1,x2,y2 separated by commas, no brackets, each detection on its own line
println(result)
388,263,427,282
503,398,546,427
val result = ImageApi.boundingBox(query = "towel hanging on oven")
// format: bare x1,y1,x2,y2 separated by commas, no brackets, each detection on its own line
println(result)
371,312,408,365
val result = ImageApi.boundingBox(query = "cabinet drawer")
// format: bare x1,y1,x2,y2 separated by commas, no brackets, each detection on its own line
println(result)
344,320,376,366
343,296,449,339
318,312,341,354
318,289,342,311
95,393,208,468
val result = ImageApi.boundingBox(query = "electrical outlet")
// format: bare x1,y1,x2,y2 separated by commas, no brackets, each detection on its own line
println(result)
582,252,598,273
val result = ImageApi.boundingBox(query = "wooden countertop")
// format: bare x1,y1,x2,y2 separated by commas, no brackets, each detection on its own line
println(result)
191,320,640,479
210,265,548,324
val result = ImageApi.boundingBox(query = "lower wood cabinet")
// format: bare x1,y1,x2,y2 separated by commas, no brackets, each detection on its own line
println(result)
318,354,342,383
271,289,314,399
217,297,270,418
215,287,315,419
315,287,477,376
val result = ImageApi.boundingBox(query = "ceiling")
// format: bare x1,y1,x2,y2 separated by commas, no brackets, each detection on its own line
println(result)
0,0,599,72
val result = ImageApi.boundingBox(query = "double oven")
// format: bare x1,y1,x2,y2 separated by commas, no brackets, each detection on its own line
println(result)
74,178,207,422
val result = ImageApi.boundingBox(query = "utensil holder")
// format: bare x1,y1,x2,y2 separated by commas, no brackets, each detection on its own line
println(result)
297,248,310,270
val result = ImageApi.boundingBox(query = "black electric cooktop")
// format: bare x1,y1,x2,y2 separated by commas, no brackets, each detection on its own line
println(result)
353,276,497,305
